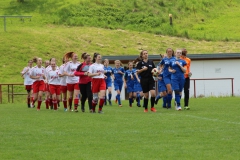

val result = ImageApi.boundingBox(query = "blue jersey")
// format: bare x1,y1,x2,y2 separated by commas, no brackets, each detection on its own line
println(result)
159,57,175,77
124,69,135,85
104,66,112,80
169,58,186,79
112,67,125,82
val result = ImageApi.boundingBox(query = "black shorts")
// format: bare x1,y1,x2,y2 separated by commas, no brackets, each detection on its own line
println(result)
140,77,155,93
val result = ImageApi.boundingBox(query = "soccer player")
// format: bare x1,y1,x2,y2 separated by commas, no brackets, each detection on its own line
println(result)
155,69,168,108
169,49,187,111
181,48,192,110
124,62,135,107
59,56,68,111
112,60,125,107
103,59,113,106
63,52,81,112
30,57,46,111
159,48,175,108
136,50,157,112
74,53,93,112
21,60,33,108
47,61,61,110
87,53,106,113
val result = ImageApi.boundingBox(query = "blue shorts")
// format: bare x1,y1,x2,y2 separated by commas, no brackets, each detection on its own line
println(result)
127,84,134,93
158,80,166,92
134,82,142,92
105,79,112,88
163,75,171,85
114,81,123,92
171,78,185,91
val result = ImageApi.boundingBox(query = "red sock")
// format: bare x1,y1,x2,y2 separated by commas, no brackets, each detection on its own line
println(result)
63,99,67,109
74,99,79,109
31,97,34,103
49,98,53,107
92,100,97,111
68,98,73,109
53,100,58,110
37,100,42,110
99,98,105,111
45,98,49,109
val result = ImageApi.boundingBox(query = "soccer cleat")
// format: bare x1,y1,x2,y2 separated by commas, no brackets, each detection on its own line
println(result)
64,108,68,112
137,103,141,107
177,106,182,111
98,110,104,114
144,109,148,112
31,103,35,108
184,106,190,110
74,109,78,112
36,108,40,111
81,107,85,112
119,104,122,107
129,105,132,107
108,100,112,106
151,107,157,112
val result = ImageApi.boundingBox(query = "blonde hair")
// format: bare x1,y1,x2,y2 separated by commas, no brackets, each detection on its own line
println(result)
114,60,123,66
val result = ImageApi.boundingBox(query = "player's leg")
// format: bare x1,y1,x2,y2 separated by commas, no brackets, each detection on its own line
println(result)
86,82,93,111
128,92,133,107
73,84,80,112
67,84,74,111
108,86,112,106
79,84,87,112
98,89,106,113
61,86,68,111
184,77,190,110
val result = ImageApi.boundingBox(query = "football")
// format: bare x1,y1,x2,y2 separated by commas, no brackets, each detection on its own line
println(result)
151,68,158,77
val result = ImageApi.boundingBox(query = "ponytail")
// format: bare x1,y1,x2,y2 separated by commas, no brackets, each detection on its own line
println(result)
93,52,100,63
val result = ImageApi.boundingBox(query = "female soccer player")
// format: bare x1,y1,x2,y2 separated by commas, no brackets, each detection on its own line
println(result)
136,50,157,112
21,60,33,108
74,53,93,112
104,59,113,106
47,61,61,110
155,69,168,108
124,62,135,107
63,52,81,112
87,53,106,113
159,48,175,108
133,59,144,107
59,57,68,111
112,60,125,107
169,49,186,111
30,57,46,111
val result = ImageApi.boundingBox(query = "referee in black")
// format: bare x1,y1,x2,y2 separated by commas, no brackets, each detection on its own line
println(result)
136,50,157,112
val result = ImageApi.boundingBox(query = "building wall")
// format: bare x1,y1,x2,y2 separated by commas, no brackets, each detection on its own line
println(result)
189,59,240,97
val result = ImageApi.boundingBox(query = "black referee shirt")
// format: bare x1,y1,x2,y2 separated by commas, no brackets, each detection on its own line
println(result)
136,60,156,78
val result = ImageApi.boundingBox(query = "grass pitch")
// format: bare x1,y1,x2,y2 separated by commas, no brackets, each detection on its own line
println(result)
0,97,239,160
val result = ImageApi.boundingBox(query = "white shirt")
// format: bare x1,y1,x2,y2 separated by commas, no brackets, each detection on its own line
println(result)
21,66,33,85
64,61,80,84
30,66,46,83
59,64,67,86
88,63,105,79
47,69,60,85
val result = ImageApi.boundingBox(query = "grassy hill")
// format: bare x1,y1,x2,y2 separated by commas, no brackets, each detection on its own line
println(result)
0,0,240,83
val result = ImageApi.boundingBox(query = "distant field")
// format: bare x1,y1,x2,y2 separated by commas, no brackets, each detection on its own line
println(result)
0,97,239,159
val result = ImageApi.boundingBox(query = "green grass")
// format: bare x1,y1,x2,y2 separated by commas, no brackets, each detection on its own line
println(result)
0,97,240,159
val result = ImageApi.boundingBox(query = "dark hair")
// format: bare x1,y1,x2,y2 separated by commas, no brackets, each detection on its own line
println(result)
182,48,187,56
139,50,147,59
166,48,174,57
81,52,90,60
62,56,65,64
32,57,38,63
93,53,100,63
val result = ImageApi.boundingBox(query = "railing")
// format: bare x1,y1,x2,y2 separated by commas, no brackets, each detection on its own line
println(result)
190,78,234,98
0,15,32,31
0,83,27,103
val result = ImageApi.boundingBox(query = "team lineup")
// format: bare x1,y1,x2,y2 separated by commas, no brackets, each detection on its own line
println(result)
21,48,191,113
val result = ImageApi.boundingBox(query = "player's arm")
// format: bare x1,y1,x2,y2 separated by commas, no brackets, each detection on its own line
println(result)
136,63,147,74
124,73,128,88
176,62,186,73
135,72,140,83
87,66,100,77
168,66,176,73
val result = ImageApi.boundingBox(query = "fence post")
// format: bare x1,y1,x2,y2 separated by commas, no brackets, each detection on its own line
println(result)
4,16,6,32
0,84,2,103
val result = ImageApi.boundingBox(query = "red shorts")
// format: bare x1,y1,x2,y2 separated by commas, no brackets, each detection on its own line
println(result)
92,78,106,93
45,83,50,92
61,85,67,93
67,83,79,92
25,85,32,91
32,81,45,93
49,84,61,95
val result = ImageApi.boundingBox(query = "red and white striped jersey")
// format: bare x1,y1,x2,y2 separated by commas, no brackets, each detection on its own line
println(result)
30,66,46,82
47,69,60,85
88,63,105,79
21,66,33,85
64,61,80,84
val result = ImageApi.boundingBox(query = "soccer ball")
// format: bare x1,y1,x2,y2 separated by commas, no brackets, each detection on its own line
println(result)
151,68,158,77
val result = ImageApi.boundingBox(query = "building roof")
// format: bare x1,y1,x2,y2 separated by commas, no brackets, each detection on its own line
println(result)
102,53,240,63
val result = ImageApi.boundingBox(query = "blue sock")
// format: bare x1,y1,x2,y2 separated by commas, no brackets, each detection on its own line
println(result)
167,94,172,107
163,96,167,107
175,94,181,106
117,94,121,105
129,98,132,106
108,93,112,101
